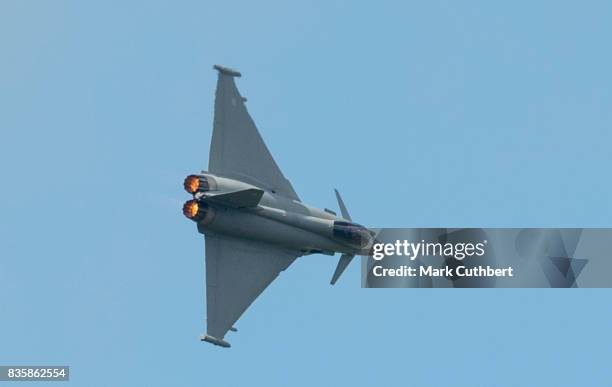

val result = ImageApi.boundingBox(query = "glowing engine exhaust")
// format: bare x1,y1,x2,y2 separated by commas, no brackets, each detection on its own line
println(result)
183,199,204,220
183,175,210,194
182,199,216,224
183,200,200,219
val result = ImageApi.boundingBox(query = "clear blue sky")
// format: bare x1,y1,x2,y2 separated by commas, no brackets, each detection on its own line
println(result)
1,1,611,386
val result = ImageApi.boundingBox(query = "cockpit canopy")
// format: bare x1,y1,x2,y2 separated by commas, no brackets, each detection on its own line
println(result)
332,221,373,249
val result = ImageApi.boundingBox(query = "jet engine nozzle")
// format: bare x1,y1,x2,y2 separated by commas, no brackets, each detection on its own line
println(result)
182,199,216,224
183,199,201,219
183,174,210,194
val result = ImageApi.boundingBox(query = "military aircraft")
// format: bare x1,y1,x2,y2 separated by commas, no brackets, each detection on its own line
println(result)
182,65,374,348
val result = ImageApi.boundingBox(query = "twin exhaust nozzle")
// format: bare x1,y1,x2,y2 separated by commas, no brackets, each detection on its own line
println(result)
182,175,210,221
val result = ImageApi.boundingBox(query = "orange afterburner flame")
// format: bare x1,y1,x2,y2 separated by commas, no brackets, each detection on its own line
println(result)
184,175,200,194
182,200,199,219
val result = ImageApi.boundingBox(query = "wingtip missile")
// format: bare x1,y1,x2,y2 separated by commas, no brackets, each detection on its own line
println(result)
213,64,241,77
200,334,231,348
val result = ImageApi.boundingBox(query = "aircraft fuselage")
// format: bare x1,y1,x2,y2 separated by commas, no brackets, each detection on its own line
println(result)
184,173,372,256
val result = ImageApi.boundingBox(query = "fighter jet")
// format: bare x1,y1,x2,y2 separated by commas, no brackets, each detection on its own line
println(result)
182,65,374,348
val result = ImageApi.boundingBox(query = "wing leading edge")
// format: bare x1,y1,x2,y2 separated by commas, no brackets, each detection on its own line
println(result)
203,234,300,346
209,65,300,201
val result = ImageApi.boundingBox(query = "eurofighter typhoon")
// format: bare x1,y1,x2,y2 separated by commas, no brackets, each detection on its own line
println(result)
182,65,374,348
